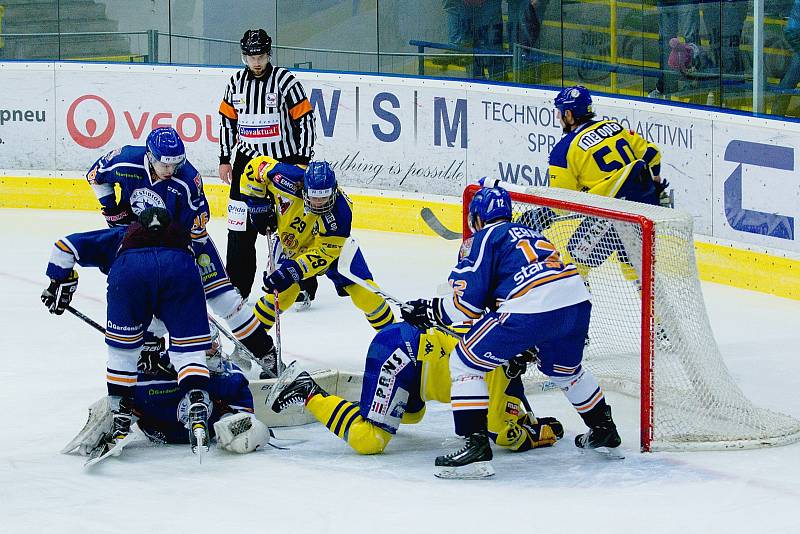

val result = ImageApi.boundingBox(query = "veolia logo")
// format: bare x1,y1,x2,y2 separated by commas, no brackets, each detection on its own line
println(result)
67,94,115,149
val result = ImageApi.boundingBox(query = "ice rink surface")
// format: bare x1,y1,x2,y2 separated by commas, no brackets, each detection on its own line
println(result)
2,209,799,534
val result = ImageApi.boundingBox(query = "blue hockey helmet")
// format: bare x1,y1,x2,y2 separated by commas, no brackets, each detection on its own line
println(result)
468,186,512,232
554,85,593,119
303,161,338,214
146,127,185,178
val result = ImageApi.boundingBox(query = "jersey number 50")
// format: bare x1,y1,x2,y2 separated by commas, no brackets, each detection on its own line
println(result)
593,138,635,173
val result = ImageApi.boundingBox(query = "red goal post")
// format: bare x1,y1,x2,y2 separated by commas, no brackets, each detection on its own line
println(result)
463,182,800,452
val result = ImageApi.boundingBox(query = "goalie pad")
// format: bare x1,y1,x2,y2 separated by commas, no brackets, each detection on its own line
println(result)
61,396,113,455
213,412,270,454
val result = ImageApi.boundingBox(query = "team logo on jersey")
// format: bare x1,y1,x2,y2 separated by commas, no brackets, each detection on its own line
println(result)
86,166,99,184
194,173,204,195
266,93,278,106
281,232,298,250
277,195,292,215
459,237,474,260
129,188,166,215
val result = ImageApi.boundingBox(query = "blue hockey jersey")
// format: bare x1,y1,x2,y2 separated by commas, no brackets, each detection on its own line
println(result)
438,221,591,322
86,145,209,243
135,362,254,444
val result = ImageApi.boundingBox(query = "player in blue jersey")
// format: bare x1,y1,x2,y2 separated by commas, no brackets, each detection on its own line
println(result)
269,320,564,456
402,186,622,478
62,346,269,457
85,128,280,376
42,208,214,456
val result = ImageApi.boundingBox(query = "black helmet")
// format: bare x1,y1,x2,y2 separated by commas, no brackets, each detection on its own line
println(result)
240,29,272,56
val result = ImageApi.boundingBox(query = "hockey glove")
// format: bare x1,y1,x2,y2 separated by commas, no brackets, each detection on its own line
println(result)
137,337,176,377
214,412,270,454
101,201,135,227
655,179,672,208
401,298,444,331
496,413,563,452
263,259,303,294
503,347,539,379
245,195,278,235
41,270,78,315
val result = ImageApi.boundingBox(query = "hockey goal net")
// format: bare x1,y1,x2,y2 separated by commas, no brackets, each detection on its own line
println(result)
463,183,800,452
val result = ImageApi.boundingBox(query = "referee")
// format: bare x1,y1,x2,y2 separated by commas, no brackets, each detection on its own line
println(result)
218,28,317,302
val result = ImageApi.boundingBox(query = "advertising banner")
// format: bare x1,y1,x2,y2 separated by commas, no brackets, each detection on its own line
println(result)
1,62,799,252
0,63,55,172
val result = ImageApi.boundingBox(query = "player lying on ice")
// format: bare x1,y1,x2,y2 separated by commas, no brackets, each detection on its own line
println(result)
62,336,269,458
268,320,564,456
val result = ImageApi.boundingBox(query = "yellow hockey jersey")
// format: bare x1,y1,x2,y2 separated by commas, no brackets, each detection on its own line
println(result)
240,156,351,279
548,119,661,198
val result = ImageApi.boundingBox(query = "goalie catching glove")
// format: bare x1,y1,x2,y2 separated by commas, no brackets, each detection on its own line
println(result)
41,270,78,315
496,413,564,452
213,412,270,454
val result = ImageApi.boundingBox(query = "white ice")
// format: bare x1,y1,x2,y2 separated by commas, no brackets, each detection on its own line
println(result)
1,209,799,534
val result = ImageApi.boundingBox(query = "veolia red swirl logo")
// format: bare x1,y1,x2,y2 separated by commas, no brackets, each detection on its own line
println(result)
67,94,116,149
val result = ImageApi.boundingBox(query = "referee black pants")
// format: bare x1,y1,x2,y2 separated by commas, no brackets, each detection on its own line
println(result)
226,150,318,301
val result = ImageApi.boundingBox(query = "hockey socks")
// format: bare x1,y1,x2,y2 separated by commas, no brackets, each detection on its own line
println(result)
344,282,395,331
306,394,392,455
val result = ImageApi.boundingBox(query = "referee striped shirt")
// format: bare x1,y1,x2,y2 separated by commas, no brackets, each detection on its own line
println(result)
218,64,315,164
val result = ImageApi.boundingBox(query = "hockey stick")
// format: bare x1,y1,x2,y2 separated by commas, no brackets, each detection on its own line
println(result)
67,305,105,334
338,237,462,338
420,207,461,240
207,315,277,379
265,230,284,374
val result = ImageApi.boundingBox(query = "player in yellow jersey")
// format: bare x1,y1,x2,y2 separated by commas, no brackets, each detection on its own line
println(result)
268,321,563,455
545,86,669,278
545,85,672,346
239,157,395,354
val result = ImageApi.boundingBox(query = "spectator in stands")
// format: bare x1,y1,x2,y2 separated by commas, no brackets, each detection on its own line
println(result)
442,0,505,79
650,0,747,102
506,0,542,51
774,0,800,116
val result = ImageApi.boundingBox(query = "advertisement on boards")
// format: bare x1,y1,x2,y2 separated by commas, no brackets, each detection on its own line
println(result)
0,63,55,172
54,63,228,177
712,122,800,253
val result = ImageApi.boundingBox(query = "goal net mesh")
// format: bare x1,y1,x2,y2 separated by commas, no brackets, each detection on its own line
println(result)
464,184,800,451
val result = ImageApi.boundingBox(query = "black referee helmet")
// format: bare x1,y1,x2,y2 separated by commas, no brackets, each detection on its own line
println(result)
240,29,272,56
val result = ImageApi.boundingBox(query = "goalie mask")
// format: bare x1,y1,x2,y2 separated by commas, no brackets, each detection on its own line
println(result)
146,127,186,179
303,162,338,215
468,186,512,232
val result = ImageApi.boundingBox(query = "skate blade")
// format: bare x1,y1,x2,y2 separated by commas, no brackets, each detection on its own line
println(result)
294,299,312,312
585,446,626,460
434,461,496,479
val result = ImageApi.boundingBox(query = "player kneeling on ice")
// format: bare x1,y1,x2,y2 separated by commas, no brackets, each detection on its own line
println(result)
401,186,623,478
42,208,243,458
269,321,563,458
63,341,269,458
